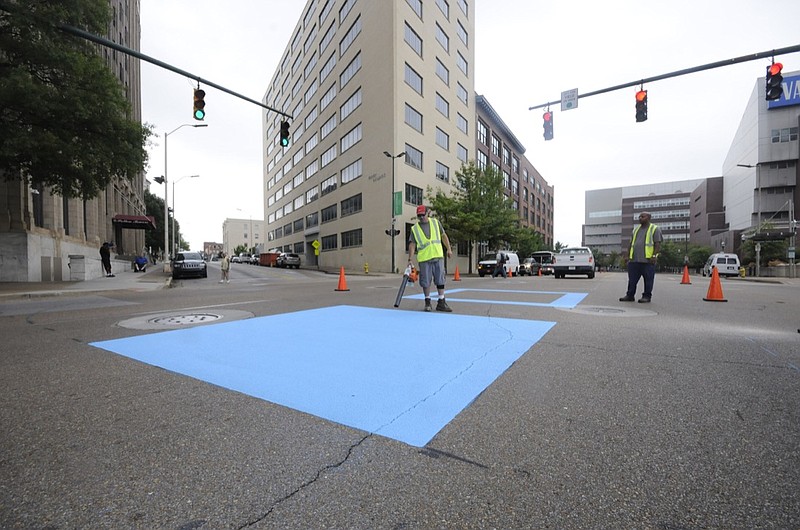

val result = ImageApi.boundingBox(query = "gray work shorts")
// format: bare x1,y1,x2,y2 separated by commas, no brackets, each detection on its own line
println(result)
418,258,446,289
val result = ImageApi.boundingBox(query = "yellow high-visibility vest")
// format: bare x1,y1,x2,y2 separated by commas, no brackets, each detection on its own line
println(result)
630,223,658,259
411,218,444,262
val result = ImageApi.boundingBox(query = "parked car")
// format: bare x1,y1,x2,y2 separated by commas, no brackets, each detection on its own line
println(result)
276,252,301,268
249,254,260,265
519,258,540,276
171,251,208,279
231,255,242,263
552,247,595,279
530,251,556,275
702,253,741,277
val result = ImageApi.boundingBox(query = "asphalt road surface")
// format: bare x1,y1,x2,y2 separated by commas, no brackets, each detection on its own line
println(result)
1,268,797,529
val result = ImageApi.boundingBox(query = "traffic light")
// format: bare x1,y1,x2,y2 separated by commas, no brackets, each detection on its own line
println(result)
279,120,290,147
765,62,783,101
542,111,553,141
635,90,648,122
193,89,206,120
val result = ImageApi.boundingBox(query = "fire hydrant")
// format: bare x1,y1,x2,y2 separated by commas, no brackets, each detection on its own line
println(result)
364,262,369,274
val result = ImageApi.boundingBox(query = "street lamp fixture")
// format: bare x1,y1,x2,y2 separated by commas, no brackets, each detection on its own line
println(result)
162,123,208,263
384,150,406,273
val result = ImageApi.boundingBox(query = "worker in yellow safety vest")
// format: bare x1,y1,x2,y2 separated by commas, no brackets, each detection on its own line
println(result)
408,205,454,312
619,211,663,303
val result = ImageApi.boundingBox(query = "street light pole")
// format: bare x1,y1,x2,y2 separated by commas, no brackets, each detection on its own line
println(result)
163,123,207,265
172,175,200,256
384,150,406,273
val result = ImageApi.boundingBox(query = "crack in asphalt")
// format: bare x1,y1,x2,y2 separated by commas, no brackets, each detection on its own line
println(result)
236,433,372,529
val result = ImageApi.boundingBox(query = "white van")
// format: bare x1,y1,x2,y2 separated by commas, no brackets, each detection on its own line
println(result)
477,251,519,277
702,253,741,278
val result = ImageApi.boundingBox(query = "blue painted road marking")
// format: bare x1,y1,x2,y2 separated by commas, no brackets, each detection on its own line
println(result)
90,305,555,447
404,288,588,308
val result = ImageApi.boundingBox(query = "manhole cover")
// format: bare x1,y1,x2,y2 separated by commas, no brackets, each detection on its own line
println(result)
117,309,254,330
557,305,657,317
148,313,222,325
583,307,625,314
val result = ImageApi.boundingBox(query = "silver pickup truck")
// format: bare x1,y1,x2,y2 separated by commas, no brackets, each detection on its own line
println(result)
552,246,595,279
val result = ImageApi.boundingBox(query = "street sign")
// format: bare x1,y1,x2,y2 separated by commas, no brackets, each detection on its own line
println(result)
393,191,402,216
789,247,795,259
561,88,578,111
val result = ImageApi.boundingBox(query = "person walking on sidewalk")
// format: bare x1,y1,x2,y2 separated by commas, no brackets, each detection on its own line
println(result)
408,205,454,312
219,252,230,283
99,242,114,277
620,211,662,303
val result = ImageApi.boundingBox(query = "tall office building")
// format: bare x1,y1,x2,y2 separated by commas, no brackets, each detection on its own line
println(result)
262,0,475,273
0,0,148,281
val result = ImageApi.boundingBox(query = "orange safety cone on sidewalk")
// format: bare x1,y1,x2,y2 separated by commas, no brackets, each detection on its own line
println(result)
335,266,350,291
703,266,727,302
453,265,461,281
680,264,692,285
508,268,513,278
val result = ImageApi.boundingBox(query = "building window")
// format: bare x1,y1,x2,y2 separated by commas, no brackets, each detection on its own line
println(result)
322,233,337,250
502,146,510,166
321,203,338,223
306,187,319,203
404,22,423,57
340,122,362,153
404,144,423,171
341,228,363,248
435,23,449,52
477,120,488,145
339,16,361,57
407,0,422,19
306,211,319,228
512,156,519,174
405,103,423,132
456,51,468,75
436,0,449,18
340,52,361,88
436,161,449,183
341,193,362,216
477,150,487,169
321,114,337,139
456,20,468,46
404,63,423,95
456,113,467,134
435,127,449,150
339,0,356,24
406,183,424,205
435,92,449,118
319,22,336,54
340,87,362,120
341,158,363,184
435,58,449,86
321,144,337,167
320,52,336,82
456,82,468,106
457,143,468,162
457,0,468,17
321,174,337,196
771,127,799,143
320,83,337,111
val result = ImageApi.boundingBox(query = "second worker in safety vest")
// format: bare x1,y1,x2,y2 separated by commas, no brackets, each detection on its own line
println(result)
408,205,453,312
620,211,663,303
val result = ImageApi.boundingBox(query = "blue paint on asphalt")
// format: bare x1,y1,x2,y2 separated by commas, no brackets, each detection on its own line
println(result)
404,288,588,308
90,305,556,447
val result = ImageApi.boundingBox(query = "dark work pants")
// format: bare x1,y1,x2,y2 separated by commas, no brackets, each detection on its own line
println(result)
626,261,655,299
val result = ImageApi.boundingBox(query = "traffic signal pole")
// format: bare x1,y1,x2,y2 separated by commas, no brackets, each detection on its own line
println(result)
55,22,293,120
528,44,800,112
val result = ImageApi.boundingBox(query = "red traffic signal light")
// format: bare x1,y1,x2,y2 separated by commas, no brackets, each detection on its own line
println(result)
542,111,553,141
765,62,783,101
635,90,648,122
193,89,206,120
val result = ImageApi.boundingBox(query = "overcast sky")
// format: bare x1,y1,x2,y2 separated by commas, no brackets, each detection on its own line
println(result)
140,0,800,251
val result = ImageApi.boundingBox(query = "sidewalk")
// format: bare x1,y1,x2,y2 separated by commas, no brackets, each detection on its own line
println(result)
0,267,171,300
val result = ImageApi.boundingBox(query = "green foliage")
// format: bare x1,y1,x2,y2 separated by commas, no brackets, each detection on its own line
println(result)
511,227,545,259
427,162,521,273
0,0,153,198
233,244,248,257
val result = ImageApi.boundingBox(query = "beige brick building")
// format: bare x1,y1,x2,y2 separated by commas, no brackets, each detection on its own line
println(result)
262,0,475,274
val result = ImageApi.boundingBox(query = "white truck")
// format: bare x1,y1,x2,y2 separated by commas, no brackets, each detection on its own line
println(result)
552,246,596,279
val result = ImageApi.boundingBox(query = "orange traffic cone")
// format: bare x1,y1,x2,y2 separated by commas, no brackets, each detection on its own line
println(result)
453,265,461,281
703,266,727,302
335,266,350,291
538,267,542,277
680,264,692,285
508,268,513,278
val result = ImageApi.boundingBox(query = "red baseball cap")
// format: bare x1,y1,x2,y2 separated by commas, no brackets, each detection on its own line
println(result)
416,205,427,215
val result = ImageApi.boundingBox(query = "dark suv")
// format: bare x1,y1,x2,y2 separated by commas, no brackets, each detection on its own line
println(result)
276,252,301,269
171,251,208,279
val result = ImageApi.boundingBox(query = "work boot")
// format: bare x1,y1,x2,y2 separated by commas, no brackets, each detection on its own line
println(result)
436,299,452,312
424,298,432,312
618,296,635,302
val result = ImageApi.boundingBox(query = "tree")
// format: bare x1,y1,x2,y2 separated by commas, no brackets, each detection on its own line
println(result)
0,0,153,198
427,162,520,274
144,189,165,255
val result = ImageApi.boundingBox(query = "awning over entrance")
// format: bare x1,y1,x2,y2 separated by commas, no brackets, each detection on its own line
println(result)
112,214,157,230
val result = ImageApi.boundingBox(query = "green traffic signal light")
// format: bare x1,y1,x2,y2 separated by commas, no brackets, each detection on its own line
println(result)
279,120,290,147
193,89,206,120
